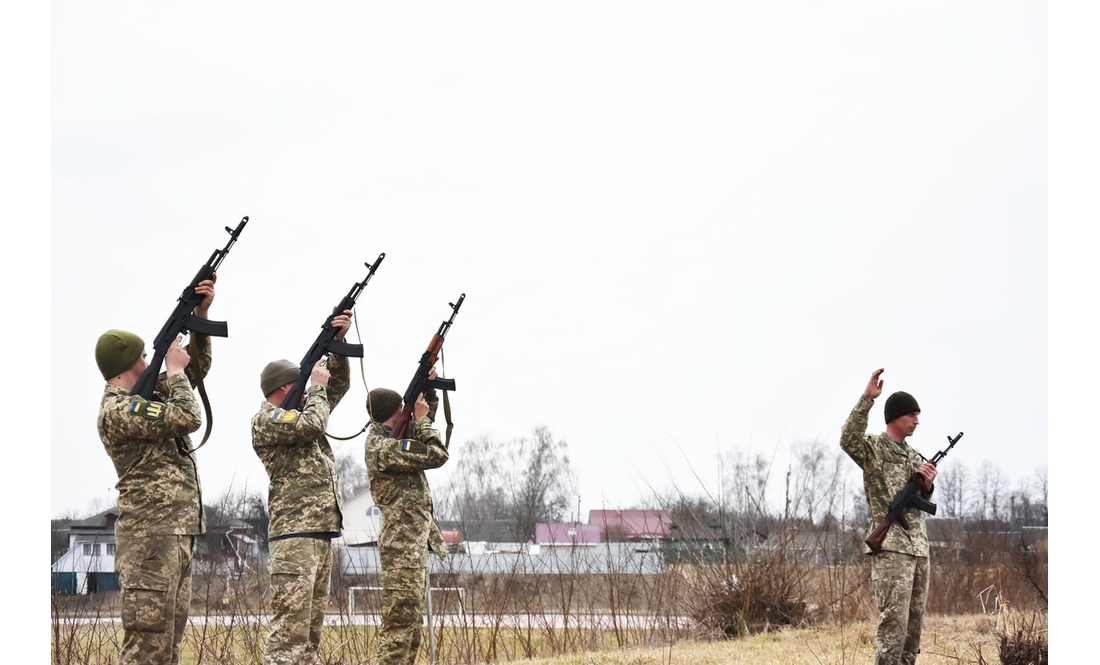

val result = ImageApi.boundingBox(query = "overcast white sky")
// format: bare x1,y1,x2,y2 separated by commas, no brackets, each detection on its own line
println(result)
46,2,1054,522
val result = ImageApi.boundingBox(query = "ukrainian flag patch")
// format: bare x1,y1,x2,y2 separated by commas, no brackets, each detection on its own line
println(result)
272,408,299,424
128,397,165,420
397,439,429,454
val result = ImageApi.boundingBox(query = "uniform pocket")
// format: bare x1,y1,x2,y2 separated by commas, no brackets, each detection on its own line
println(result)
269,555,306,577
120,570,171,633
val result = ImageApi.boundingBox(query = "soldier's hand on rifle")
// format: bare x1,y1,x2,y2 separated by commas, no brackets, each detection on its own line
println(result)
414,393,430,419
428,366,437,382
193,276,216,319
864,367,885,399
916,461,937,492
331,308,352,341
165,335,191,376
310,357,331,388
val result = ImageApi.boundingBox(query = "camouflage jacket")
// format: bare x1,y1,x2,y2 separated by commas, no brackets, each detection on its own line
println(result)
97,333,211,537
840,395,932,557
251,354,350,538
366,388,448,569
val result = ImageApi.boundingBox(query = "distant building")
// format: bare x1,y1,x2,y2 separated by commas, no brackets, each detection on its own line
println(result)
339,489,382,546
437,518,525,550
51,508,120,595
535,522,600,545
51,504,263,594
588,509,671,541
926,517,966,558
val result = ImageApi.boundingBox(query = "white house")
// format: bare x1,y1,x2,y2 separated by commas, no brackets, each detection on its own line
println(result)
339,488,382,546
51,508,119,595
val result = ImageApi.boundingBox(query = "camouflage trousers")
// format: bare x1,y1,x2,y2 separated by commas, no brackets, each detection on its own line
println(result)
871,550,930,665
115,534,194,665
264,537,334,665
376,566,428,665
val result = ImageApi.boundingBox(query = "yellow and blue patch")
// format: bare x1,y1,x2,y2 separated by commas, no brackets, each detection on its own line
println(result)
397,439,429,454
271,408,299,424
128,396,165,420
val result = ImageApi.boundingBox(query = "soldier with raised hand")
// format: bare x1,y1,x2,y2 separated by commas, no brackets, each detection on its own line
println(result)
840,368,939,665
95,278,216,665
365,370,449,665
251,309,352,665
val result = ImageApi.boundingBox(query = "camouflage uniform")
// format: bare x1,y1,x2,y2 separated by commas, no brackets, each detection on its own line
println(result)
365,389,449,665
252,354,350,665
840,395,932,665
96,333,210,665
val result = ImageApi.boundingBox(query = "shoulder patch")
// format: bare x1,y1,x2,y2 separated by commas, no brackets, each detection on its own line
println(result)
271,408,299,424
397,439,430,455
128,397,166,420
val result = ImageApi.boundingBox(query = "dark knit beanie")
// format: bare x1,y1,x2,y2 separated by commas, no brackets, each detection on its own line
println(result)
95,329,145,379
884,391,920,424
367,387,402,423
260,359,300,397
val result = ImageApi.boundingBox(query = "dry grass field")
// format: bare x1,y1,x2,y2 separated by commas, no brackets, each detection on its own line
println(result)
52,529,1048,664
508,613,1033,665
52,610,1046,665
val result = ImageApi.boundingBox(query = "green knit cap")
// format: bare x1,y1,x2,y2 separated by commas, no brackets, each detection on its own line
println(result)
260,359,300,397
884,391,920,424
367,387,402,423
95,329,145,380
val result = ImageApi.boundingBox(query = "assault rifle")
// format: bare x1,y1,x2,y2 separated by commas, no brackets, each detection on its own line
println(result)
130,216,248,401
389,293,465,441
279,253,386,410
865,431,964,553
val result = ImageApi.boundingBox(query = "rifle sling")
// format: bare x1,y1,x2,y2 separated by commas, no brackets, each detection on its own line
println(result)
327,423,369,441
328,390,454,445
323,331,376,441
179,355,213,455
443,389,453,449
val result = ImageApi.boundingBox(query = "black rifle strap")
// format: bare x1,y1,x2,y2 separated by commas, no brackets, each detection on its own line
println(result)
443,390,453,449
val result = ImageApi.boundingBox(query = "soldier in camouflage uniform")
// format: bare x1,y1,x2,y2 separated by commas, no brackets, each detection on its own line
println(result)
251,310,353,665
364,373,449,665
94,278,216,665
840,368,939,665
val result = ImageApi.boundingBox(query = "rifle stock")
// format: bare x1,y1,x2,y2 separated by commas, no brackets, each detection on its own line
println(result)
390,294,464,440
864,514,897,553
279,253,385,410
131,216,248,400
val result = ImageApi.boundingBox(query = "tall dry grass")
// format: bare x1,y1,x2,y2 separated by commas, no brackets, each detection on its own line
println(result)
51,533,1047,664
508,612,1040,665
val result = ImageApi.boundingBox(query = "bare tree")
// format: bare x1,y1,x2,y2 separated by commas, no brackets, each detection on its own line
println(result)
336,449,368,501
939,463,969,519
441,427,576,540
505,426,576,540
659,493,723,543
212,484,269,546
786,439,848,526
850,489,870,530
721,449,773,521
973,460,1009,521
1034,466,1048,524
439,433,510,523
